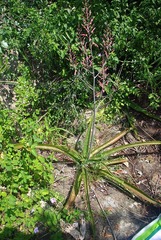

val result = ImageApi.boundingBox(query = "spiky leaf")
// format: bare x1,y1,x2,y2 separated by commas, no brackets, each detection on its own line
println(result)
99,169,161,206
90,129,129,157
82,116,94,159
92,141,161,160
64,169,83,209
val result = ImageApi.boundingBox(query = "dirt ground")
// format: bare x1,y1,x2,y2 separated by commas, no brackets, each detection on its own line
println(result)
52,115,161,240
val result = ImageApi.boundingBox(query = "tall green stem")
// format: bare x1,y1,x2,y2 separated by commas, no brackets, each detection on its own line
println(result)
88,30,96,158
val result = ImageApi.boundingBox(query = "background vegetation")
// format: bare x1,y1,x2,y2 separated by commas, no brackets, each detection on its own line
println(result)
0,0,161,239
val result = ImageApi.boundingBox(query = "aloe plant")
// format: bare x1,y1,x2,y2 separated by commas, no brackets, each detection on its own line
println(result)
13,116,161,240
14,118,161,210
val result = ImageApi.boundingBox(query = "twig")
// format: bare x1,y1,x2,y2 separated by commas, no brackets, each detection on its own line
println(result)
0,81,17,84
36,111,48,123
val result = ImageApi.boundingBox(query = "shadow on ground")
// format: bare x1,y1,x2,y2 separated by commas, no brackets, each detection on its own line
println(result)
0,205,160,240
0,227,66,240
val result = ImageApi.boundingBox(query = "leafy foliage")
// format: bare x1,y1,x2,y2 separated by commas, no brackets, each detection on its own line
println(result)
0,107,61,237
1,0,161,123
107,0,161,115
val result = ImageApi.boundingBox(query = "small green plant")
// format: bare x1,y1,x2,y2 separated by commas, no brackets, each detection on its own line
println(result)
13,116,161,238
